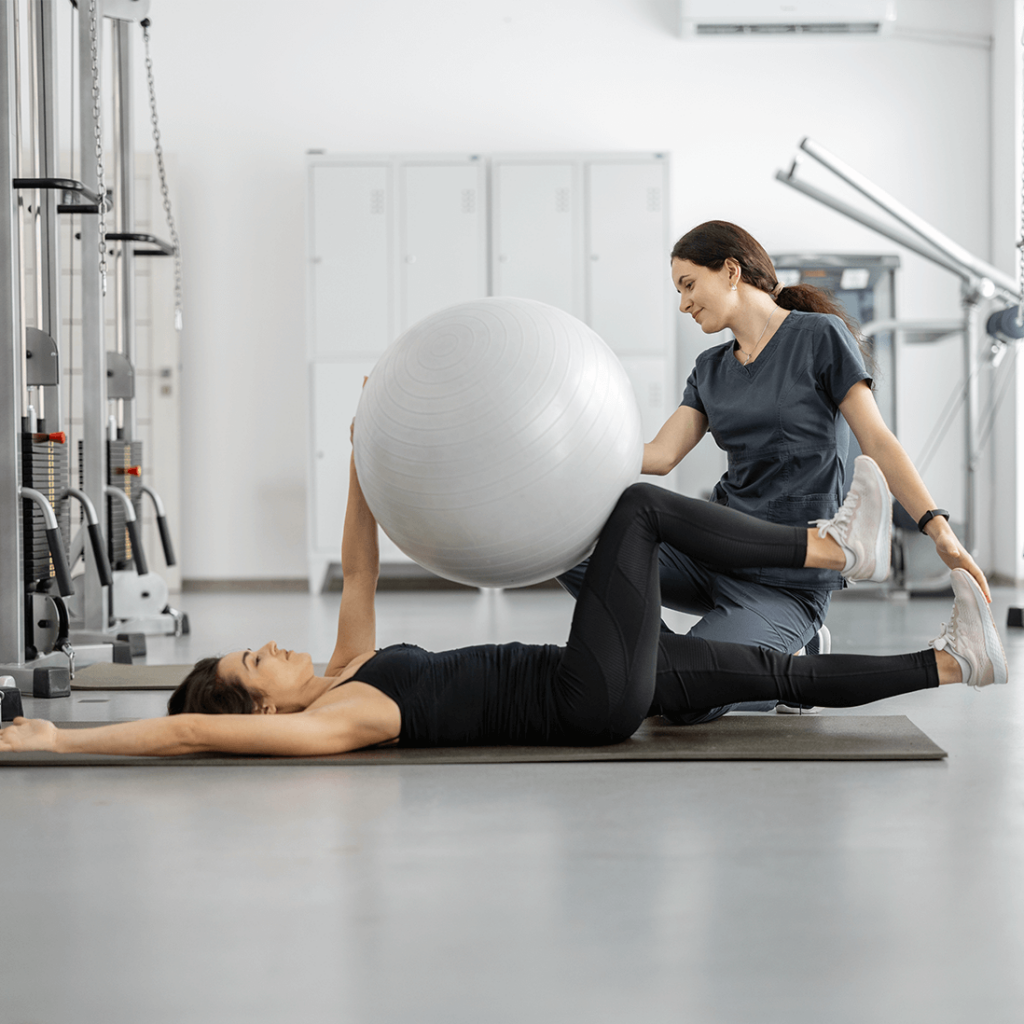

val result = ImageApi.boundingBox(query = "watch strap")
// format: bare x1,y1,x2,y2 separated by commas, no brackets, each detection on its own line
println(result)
917,509,950,534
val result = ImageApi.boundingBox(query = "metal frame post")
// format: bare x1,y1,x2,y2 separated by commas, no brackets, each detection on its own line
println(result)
113,18,136,441
0,0,26,667
28,0,62,431
78,0,107,631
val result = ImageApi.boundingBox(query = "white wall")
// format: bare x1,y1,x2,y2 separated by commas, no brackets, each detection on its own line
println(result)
130,0,1004,581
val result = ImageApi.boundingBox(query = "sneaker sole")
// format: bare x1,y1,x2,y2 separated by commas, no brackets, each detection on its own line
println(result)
853,455,892,583
951,568,1009,686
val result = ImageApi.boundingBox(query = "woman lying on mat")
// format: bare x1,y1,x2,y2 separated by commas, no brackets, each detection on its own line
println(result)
0,455,1008,758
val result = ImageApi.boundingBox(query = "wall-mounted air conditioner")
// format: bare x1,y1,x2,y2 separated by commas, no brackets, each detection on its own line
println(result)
679,0,897,38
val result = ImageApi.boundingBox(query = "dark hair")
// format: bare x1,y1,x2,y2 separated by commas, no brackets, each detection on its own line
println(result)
671,220,875,370
167,655,263,716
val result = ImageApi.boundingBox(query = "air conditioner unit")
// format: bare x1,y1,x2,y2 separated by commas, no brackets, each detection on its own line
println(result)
679,0,897,38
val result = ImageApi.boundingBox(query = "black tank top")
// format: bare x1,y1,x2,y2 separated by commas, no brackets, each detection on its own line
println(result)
351,642,566,746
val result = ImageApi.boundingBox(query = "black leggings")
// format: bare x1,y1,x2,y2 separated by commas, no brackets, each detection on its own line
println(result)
552,483,938,743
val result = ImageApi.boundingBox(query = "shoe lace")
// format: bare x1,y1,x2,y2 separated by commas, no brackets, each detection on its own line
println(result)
931,603,962,652
811,492,859,539
930,621,952,650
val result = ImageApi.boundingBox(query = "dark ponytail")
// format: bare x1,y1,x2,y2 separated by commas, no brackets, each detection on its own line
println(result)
671,220,875,371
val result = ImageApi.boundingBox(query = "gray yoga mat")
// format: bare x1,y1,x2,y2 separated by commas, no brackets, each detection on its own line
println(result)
72,663,193,690
0,715,946,765
71,663,331,690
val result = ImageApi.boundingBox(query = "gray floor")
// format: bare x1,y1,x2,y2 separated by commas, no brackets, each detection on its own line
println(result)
3,582,1024,1024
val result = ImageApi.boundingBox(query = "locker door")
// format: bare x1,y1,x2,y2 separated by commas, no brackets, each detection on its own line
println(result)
617,355,670,444
492,161,580,316
586,161,670,355
399,161,487,330
311,164,392,357
310,359,409,564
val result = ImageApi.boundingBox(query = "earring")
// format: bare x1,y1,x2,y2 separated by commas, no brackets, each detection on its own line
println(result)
730,284,737,292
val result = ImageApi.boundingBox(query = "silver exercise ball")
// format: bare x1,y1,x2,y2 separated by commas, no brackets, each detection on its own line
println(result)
353,297,643,587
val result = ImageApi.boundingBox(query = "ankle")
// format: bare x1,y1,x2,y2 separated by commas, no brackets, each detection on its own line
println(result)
804,529,846,571
935,648,963,685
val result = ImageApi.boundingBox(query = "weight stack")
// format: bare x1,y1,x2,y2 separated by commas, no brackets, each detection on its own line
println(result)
21,434,71,586
104,439,144,570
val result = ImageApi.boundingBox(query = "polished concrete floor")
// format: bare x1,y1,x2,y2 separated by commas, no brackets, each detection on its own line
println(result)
3,582,1023,1024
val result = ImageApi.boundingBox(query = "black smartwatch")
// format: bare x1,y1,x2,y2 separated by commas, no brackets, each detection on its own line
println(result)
917,509,950,534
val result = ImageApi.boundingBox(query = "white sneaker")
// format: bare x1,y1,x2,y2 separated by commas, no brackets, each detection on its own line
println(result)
814,624,831,655
812,456,892,583
930,568,1008,688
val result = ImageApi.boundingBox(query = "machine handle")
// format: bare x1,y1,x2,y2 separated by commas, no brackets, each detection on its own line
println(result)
104,231,175,257
65,487,114,588
105,485,149,577
141,485,177,566
125,518,149,576
86,522,114,587
156,515,177,567
20,486,75,597
44,527,75,597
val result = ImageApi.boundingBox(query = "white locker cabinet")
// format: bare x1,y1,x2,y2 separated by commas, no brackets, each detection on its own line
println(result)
399,160,488,331
491,160,581,316
310,163,393,358
586,161,670,356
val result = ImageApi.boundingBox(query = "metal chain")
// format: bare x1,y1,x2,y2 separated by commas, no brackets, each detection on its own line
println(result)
87,0,107,296
142,20,183,331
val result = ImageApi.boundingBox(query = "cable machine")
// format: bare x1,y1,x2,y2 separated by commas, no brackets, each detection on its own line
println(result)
70,0,185,653
0,0,183,704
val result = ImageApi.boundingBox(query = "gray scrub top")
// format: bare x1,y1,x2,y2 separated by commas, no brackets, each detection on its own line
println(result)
681,310,872,592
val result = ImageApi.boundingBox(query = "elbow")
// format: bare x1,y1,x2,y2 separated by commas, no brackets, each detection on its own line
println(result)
642,446,671,477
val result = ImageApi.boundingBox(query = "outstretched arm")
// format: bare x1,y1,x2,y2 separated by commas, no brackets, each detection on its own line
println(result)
325,454,379,675
0,698,395,758
840,380,991,600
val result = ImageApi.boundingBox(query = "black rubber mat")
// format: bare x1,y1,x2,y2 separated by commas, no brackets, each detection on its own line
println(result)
0,715,946,765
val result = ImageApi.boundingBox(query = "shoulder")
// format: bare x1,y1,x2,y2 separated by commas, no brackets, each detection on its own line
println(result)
781,310,847,337
781,311,861,359
692,338,735,369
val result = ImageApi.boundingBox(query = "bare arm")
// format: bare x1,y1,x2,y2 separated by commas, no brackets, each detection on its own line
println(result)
642,405,709,476
326,454,379,676
0,694,398,758
839,380,991,600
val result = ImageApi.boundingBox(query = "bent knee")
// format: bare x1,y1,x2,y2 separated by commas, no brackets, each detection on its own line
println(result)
609,482,663,521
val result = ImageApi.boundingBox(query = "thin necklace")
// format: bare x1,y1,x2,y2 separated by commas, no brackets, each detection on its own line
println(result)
739,306,779,365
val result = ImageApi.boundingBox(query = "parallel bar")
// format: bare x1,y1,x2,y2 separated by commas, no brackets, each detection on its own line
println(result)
774,168,973,283
798,137,1022,299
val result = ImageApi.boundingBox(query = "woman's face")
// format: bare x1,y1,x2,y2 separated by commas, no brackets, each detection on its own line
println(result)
671,257,738,334
218,641,315,714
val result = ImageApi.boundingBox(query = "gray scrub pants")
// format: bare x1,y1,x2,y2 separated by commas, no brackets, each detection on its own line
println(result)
557,543,832,724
